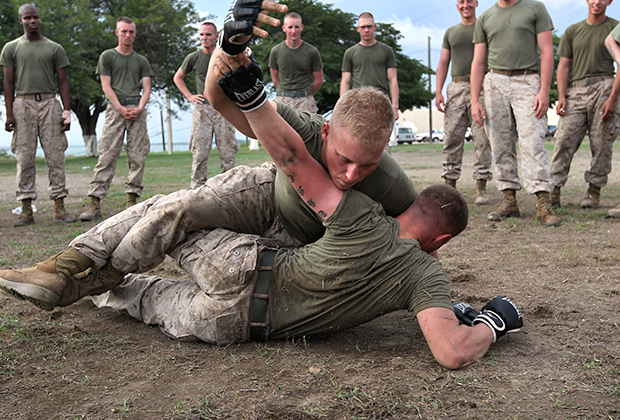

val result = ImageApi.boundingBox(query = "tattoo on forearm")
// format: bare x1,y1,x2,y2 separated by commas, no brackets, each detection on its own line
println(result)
287,174,295,183
296,185,304,196
318,210,327,219
307,199,316,208
606,43,616,60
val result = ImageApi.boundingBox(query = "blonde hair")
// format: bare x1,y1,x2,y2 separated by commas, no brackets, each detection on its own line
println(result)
358,12,374,21
330,87,394,149
284,12,302,24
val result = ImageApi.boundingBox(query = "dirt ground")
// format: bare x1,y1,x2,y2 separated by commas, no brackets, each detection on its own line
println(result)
1,143,619,419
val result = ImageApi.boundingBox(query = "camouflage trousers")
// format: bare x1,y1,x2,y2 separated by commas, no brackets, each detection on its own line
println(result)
550,78,620,188
441,81,493,181
190,104,238,188
92,229,275,345
483,72,553,194
87,104,150,199
274,95,318,113
71,163,301,273
11,96,69,201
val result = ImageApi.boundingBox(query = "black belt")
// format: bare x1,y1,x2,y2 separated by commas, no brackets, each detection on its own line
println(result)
119,97,141,106
275,90,312,98
16,93,56,101
571,75,614,88
489,69,538,76
249,250,276,341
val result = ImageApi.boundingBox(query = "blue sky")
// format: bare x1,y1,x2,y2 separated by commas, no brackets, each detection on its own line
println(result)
0,0,604,152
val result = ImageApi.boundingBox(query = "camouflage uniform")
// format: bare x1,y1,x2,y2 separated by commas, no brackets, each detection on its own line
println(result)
91,229,274,344
551,78,620,188
12,96,69,201
190,104,238,188
483,72,553,193
442,81,492,182
274,95,318,114
87,104,150,199
72,164,301,273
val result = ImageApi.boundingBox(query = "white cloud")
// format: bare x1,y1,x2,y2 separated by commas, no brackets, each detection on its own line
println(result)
386,16,446,59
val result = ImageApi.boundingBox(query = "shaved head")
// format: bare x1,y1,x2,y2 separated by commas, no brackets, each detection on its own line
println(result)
18,3,38,17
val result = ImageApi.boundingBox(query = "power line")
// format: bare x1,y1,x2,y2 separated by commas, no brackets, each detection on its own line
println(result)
405,5,454,24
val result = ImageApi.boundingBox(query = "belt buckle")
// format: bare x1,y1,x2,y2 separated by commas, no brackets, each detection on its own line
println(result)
35,93,42,101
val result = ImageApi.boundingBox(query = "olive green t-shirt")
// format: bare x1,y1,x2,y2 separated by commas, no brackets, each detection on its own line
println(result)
269,41,323,92
473,0,554,71
96,49,153,100
269,188,452,339
0,37,69,95
180,49,211,102
341,41,396,93
610,22,620,43
558,17,619,82
274,102,417,244
442,22,477,77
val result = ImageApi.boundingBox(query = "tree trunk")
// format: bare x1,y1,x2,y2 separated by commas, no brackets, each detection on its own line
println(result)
71,97,106,157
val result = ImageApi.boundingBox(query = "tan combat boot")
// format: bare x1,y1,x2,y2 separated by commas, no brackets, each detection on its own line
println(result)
126,193,139,208
79,196,102,221
536,191,561,227
57,264,126,307
580,184,600,208
53,198,77,223
487,189,520,221
0,248,124,310
606,204,620,218
445,178,457,188
550,186,561,209
474,179,489,205
0,253,69,310
13,198,35,227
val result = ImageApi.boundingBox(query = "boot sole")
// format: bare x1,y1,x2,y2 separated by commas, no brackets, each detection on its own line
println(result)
540,219,562,227
13,220,35,227
0,277,59,311
78,214,102,222
487,212,521,221
54,217,78,223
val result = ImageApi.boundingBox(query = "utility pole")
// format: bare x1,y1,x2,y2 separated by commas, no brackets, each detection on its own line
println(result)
166,89,173,155
160,110,165,152
428,36,433,133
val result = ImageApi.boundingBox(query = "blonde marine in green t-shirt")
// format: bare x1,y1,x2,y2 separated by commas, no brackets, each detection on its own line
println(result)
549,0,619,212
79,17,154,222
268,12,323,113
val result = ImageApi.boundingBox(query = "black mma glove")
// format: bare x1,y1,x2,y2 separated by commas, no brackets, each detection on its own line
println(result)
452,302,480,326
473,296,523,343
217,59,267,113
219,0,263,56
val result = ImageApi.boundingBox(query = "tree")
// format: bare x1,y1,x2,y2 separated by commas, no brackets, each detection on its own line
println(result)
0,0,21,110
248,0,433,114
1,0,201,156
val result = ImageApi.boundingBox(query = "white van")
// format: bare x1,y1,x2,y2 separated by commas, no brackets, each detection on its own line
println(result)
396,127,415,144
